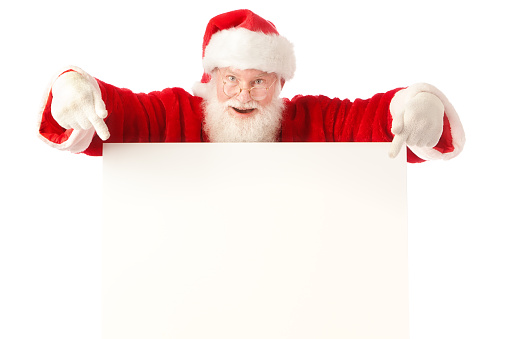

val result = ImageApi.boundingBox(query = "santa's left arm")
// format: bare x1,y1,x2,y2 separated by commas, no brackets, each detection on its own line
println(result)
388,83,465,161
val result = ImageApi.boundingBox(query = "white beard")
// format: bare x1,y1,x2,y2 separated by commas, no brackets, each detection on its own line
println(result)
202,89,284,143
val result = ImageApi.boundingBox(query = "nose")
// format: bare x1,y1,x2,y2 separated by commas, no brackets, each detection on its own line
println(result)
236,88,252,103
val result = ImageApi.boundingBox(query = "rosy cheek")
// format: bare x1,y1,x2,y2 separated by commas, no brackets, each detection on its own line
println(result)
216,84,229,103
258,90,275,107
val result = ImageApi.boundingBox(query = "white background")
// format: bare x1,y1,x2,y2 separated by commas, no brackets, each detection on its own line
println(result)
1,0,507,338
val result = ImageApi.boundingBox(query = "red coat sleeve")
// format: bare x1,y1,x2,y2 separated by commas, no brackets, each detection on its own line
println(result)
280,90,455,163
39,77,205,156
87,80,205,155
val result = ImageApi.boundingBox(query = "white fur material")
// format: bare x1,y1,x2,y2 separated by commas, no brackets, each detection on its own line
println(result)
192,81,211,99
202,28,296,80
37,66,106,153
204,95,284,142
390,83,466,160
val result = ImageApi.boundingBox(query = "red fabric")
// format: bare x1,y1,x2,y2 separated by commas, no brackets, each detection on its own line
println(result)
202,9,279,58
38,79,456,163
280,91,397,143
83,81,205,156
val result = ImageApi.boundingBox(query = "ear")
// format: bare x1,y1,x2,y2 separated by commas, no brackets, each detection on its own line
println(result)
280,78,286,89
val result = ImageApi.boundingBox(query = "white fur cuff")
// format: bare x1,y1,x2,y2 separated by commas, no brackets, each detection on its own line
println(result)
202,28,296,80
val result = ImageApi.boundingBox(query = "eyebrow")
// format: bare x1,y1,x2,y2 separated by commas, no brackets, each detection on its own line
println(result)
224,68,239,75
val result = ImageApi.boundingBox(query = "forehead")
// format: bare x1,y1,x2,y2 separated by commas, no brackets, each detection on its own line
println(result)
220,67,273,78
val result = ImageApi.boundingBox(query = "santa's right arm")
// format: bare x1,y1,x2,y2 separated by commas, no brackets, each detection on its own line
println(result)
38,66,205,156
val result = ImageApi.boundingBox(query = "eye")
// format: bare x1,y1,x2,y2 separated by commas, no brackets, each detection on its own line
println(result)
253,79,265,86
226,75,237,82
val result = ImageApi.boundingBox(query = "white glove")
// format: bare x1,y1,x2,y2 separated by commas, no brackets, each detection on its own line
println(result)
51,71,110,140
389,89,444,158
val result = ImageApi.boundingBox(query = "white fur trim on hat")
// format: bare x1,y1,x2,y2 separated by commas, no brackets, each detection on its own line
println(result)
202,27,296,80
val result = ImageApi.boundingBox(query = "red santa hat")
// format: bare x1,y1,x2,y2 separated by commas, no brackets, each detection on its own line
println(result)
194,9,296,96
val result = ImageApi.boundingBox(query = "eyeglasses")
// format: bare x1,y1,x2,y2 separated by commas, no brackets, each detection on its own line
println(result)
220,70,278,101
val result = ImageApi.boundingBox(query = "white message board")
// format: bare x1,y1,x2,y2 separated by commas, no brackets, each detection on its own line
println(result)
102,143,408,339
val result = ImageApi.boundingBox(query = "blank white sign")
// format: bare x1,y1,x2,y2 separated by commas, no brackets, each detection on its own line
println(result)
102,143,408,339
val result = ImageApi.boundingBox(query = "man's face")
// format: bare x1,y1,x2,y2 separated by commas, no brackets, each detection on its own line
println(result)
215,68,279,117
203,68,285,143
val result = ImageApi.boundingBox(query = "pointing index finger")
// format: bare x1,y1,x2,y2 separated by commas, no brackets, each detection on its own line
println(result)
389,133,408,159
89,114,110,140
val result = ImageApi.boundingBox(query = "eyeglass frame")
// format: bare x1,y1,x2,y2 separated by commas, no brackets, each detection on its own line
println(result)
219,69,279,101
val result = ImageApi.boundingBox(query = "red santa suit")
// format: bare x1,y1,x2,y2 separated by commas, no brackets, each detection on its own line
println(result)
37,10,465,163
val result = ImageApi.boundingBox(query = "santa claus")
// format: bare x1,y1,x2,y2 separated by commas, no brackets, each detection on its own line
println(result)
38,9,465,163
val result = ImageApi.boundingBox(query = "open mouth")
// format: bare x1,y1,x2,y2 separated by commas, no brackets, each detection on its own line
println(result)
231,107,256,114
